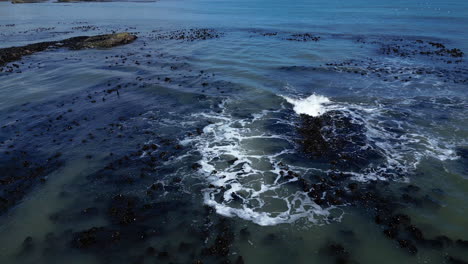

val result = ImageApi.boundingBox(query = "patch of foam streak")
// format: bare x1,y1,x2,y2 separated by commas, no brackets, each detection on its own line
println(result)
204,191,327,226
185,107,333,226
343,105,458,178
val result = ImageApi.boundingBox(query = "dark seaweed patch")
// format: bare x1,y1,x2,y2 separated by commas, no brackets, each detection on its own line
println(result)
286,33,321,42
252,29,321,42
151,29,223,41
0,152,62,214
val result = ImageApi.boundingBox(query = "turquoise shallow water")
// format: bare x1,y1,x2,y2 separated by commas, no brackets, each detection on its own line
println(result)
0,1,467,264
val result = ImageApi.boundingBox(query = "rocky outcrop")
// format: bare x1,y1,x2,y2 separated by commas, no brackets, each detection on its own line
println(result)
0,33,137,66
64,33,137,49
11,0,48,3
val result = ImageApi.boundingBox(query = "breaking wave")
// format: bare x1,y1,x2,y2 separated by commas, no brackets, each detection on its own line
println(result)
282,94,330,117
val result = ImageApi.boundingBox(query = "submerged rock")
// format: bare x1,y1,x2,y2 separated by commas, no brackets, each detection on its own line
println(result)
0,154,62,215
0,33,137,66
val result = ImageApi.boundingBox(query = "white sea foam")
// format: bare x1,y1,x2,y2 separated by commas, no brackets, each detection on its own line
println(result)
178,94,459,226
282,94,331,117
181,102,336,226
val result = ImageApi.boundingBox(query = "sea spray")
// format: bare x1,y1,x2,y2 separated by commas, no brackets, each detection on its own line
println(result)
283,94,331,117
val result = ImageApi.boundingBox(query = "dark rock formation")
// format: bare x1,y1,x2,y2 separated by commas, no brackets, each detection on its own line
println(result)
11,0,48,3
296,111,382,169
0,33,137,66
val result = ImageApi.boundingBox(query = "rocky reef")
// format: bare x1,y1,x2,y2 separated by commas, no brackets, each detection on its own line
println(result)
297,110,382,170
11,0,47,3
0,33,137,66
287,103,468,262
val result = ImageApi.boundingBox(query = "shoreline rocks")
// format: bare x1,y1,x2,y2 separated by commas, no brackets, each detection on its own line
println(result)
0,32,137,66
11,0,156,3
11,0,48,3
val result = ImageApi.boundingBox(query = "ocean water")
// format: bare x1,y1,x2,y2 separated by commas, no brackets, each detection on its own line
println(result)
0,1,467,264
